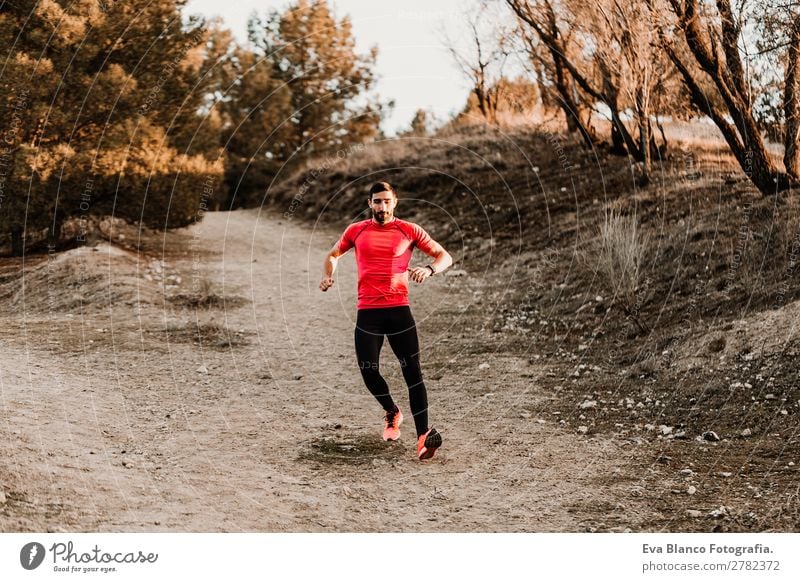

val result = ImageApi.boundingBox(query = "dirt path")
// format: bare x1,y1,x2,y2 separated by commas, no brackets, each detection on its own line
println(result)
1,210,657,532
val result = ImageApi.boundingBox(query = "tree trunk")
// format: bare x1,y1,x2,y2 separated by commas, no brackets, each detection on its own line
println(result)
610,109,642,159
664,3,795,195
784,19,800,179
638,123,651,187
599,58,642,160
610,120,627,155
552,52,597,147
654,117,668,158
554,58,579,134
636,89,652,185
683,73,789,193
486,88,499,125
473,86,489,122
732,93,792,193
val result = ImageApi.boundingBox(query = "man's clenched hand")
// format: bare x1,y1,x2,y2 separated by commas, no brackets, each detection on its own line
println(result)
407,267,432,284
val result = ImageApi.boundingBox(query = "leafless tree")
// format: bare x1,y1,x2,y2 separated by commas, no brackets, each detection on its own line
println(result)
514,7,599,146
590,0,676,184
446,6,512,125
506,0,670,183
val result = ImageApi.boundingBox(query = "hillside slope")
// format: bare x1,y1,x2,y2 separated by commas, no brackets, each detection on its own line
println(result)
266,124,800,531
1,125,797,532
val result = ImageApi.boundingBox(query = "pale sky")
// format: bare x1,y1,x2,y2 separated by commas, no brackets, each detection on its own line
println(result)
185,0,480,135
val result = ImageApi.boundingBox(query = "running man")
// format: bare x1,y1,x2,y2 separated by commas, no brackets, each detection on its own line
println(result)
320,181,453,460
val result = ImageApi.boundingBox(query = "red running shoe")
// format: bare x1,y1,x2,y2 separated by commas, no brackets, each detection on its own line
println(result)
417,427,442,460
383,408,403,441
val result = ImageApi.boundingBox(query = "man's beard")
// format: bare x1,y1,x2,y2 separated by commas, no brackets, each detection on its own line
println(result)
372,209,391,223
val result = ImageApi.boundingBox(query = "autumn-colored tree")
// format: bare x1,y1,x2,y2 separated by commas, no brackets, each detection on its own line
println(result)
0,0,226,255
497,76,541,116
405,109,432,137
218,0,385,207
253,0,383,160
459,76,542,124
220,45,293,208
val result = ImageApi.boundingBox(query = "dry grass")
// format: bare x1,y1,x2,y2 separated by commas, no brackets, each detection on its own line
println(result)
774,202,800,262
283,139,421,187
440,109,551,133
285,113,557,188
591,208,650,331
337,140,418,175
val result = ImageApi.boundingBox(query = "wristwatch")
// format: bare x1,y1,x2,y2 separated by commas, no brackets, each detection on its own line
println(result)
426,264,436,276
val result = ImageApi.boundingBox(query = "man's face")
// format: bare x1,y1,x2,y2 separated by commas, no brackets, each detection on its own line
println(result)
368,191,397,223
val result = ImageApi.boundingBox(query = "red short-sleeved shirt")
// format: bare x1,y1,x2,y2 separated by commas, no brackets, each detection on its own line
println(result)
336,218,438,310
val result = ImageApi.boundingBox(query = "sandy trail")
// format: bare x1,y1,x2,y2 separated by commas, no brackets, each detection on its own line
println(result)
1,210,651,532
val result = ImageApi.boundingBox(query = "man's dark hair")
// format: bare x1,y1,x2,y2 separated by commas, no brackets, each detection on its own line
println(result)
369,181,396,198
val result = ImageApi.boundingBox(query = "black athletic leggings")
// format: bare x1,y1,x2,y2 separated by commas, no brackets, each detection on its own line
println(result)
354,305,429,437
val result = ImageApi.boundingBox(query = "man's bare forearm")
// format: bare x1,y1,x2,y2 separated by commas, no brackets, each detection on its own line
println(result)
320,253,339,292
323,254,338,278
430,251,453,274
